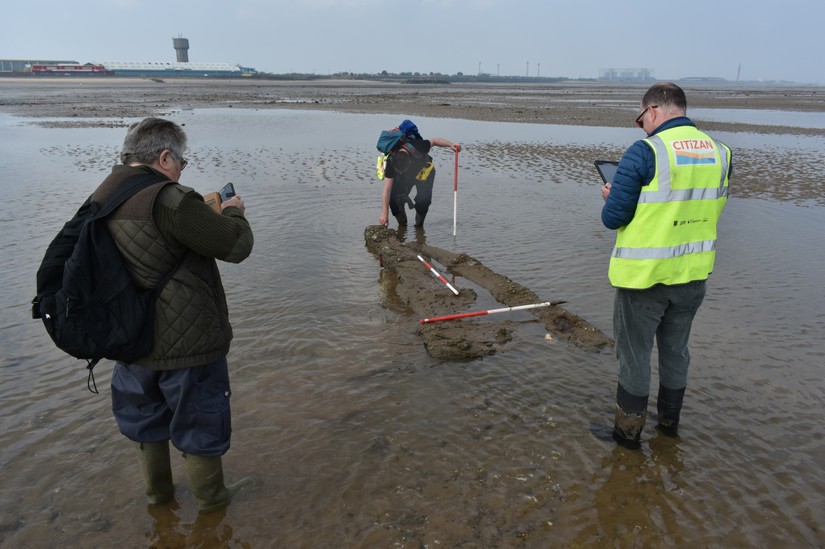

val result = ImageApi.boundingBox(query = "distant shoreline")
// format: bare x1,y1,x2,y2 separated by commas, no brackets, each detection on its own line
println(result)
2,78,824,136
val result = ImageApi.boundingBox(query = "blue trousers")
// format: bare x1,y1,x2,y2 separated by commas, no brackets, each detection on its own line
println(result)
111,357,232,456
613,280,707,404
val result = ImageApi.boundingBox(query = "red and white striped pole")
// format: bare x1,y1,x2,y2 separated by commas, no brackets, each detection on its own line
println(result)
417,255,459,295
420,301,556,324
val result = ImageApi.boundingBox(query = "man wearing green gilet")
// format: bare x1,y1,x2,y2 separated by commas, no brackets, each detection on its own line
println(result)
600,83,732,449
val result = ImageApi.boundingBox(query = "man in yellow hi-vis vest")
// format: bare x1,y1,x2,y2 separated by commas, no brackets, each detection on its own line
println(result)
600,83,732,450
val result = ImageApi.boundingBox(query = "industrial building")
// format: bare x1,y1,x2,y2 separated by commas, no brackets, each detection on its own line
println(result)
598,68,655,82
91,61,255,77
0,37,256,77
1,59,78,73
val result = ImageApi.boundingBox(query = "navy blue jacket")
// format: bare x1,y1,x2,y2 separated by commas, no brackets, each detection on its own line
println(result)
601,117,696,230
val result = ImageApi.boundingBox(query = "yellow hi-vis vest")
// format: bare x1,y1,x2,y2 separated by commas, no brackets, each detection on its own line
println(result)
608,125,731,289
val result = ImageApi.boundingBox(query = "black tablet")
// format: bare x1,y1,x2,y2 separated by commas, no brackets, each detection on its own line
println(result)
594,160,619,185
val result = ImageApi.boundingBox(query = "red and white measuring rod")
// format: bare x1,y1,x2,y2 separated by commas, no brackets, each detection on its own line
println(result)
417,254,459,295
420,301,557,324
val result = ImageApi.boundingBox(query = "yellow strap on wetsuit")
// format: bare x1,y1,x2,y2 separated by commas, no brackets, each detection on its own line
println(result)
376,155,387,180
415,162,434,181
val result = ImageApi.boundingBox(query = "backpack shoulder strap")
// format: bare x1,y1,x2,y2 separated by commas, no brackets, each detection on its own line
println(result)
96,171,171,219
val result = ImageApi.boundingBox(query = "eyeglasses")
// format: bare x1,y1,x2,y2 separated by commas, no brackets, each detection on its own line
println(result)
161,149,188,171
171,152,188,171
635,105,657,128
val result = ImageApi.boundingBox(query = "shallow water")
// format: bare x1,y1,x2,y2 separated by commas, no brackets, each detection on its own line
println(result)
691,108,825,129
1,108,824,547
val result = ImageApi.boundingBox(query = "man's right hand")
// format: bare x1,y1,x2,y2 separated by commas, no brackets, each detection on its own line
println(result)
221,195,245,214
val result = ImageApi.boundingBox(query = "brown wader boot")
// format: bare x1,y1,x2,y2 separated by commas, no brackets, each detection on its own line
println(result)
612,384,649,450
612,405,647,450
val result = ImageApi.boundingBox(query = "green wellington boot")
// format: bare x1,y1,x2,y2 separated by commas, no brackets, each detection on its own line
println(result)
184,454,253,513
134,441,175,504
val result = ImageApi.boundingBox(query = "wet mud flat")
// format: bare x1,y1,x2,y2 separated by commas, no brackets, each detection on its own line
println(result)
364,225,612,359
2,78,825,135
3,78,825,206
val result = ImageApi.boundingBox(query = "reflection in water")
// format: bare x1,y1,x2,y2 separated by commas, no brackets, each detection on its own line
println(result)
559,429,689,546
147,499,250,548
588,438,687,546
1,109,825,546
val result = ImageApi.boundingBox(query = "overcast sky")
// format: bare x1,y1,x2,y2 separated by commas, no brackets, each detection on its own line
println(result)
2,0,821,84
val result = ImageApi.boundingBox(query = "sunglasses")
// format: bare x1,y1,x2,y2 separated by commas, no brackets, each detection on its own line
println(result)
635,105,657,128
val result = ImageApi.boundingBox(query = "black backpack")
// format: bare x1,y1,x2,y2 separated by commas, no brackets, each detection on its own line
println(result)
32,171,182,392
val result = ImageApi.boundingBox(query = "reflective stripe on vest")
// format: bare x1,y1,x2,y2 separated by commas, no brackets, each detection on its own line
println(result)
612,239,716,260
608,126,730,289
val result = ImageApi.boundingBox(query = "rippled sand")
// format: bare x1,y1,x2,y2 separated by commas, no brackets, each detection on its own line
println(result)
3,77,825,132
3,77,824,205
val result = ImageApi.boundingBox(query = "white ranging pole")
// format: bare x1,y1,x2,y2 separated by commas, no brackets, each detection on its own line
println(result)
452,150,459,236
420,301,558,324
417,255,459,295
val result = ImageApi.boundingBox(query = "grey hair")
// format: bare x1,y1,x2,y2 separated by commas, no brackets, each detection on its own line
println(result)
120,118,187,165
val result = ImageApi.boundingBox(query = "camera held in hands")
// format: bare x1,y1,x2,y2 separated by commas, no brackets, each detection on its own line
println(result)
219,182,236,202
204,182,238,213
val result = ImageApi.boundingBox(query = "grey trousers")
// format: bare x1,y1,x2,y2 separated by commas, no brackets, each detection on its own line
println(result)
613,280,707,401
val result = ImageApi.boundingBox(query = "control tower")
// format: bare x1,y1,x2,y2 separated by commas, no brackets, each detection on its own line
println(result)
172,37,190,63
